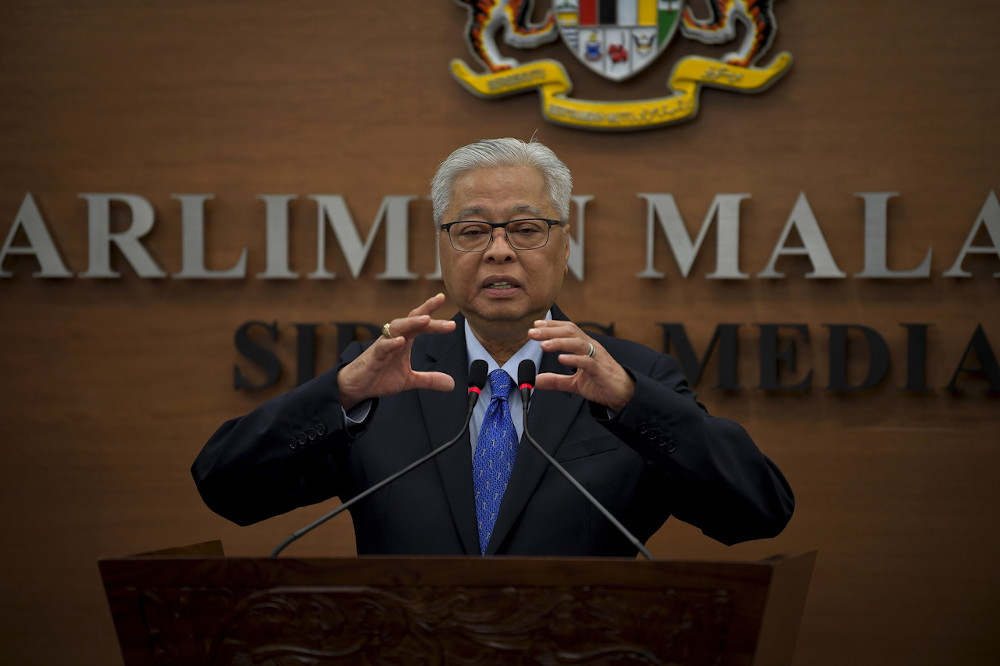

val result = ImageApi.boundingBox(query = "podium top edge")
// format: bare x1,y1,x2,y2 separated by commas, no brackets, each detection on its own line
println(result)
98,551,818,568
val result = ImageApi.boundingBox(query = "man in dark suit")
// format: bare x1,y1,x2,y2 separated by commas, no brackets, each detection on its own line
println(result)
193,138,794,557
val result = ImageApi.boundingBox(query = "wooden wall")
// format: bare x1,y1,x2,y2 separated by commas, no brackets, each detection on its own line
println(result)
1,2,997,664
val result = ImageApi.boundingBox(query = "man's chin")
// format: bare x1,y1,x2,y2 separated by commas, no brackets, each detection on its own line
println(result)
465,303,540,327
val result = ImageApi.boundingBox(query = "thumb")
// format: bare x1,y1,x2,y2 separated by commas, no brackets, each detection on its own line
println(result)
534,372,574,393
410,371,456,393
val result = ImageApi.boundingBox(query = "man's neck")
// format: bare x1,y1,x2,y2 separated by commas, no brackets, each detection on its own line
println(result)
472,328,529,367
465,315,535,366
465,308,554,366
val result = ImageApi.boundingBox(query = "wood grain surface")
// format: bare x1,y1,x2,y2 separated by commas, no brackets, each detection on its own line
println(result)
1,2,997,664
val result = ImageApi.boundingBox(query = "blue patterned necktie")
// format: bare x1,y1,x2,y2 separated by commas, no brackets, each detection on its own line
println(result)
473,369,518,554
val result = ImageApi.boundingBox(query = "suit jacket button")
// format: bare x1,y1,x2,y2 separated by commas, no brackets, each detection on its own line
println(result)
289,439,298,450
665,439,676,453
316,423,326,436
307,429,317,440
297,433,307,445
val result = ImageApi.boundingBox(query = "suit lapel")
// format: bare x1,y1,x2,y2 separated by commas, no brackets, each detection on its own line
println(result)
485,336,586,555
414,314,481,555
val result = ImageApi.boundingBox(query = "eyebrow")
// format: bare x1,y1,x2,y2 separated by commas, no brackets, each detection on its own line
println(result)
454,204,545,220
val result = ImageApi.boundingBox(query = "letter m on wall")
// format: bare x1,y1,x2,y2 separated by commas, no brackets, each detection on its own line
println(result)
637,194,750,279
308,195,418,279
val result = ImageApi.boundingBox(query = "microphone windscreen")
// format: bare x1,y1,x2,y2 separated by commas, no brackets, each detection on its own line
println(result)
468,359,488,390
517,359,536,388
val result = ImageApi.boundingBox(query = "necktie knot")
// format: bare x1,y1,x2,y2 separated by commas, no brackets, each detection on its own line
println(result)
489,369,512,402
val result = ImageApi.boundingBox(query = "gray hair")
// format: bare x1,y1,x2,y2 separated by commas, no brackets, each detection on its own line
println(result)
430,137,573,228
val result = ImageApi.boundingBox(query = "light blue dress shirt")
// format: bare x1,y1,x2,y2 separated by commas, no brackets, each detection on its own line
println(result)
466,311,549,454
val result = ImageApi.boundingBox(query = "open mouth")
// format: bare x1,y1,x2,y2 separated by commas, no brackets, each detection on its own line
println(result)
482,277,521,294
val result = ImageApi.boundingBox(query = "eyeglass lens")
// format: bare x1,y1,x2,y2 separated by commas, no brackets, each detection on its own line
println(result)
449,219,551,251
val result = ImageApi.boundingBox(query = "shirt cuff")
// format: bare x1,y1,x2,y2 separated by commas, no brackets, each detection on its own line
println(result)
342,399,373,431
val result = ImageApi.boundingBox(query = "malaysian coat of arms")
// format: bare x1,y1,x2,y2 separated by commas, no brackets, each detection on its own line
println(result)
449,0,793,131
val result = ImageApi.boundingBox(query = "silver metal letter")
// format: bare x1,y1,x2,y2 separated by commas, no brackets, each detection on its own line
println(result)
78,193,166,278
637,193,750,279
944,190,1000,278
256,194,299,279
308,195,418,280
175,194,247,279
853,192,931,279
0,192,73,278
757,192,846,279
566,194,591,281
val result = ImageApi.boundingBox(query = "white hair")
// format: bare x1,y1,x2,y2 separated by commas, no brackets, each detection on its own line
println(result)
430,137,573,228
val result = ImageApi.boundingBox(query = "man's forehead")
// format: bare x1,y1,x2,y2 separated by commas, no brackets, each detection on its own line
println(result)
454,203,545,220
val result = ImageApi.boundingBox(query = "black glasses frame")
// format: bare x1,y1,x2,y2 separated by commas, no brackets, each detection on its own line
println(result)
440,218,564,253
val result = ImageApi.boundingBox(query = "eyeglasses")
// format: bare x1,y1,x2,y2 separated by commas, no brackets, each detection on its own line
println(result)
440,218,564,253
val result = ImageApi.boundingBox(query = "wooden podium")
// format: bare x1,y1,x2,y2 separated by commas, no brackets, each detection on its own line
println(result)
99,543,815,666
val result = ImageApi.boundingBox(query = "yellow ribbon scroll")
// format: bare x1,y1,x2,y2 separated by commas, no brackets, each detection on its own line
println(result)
450,52,793,131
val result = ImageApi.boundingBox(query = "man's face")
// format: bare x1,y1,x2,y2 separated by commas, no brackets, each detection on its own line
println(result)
438,165,570,337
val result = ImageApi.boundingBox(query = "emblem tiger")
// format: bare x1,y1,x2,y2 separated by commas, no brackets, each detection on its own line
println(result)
452,0,558,72
681,0,780,67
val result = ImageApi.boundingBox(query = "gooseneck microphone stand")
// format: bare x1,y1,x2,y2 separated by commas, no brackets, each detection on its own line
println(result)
517,359,653,561
271,360,489,557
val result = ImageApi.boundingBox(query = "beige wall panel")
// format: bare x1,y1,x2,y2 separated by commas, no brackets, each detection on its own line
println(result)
1,2,998,664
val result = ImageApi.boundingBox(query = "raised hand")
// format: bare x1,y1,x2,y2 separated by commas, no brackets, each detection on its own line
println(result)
529,319,636,412
337,293,457,409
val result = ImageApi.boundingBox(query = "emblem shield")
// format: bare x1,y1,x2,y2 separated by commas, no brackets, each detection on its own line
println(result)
554,0,684,81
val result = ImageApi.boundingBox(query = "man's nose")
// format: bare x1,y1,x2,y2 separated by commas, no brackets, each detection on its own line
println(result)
483,227,515,260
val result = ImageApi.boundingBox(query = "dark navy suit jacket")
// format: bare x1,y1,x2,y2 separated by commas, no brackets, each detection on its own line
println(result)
193,307,794,556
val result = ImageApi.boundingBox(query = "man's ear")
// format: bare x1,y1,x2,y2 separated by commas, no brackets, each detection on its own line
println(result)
563,223,571,270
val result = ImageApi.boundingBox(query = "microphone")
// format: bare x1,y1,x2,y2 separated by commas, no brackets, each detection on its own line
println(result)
271,359,489,557
517,359,653,560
